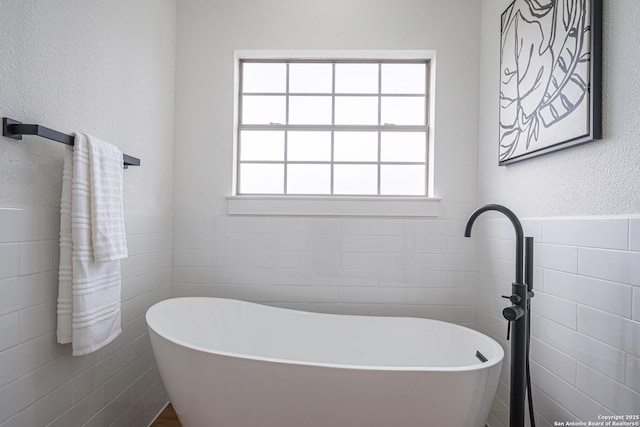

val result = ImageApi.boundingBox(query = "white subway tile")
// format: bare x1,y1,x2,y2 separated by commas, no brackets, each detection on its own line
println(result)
104,352,153,403
634,288,640,321
0,313,20,351
534,292,577,329
530,361,613,421
236,250,278,268
127,232,171,256
477,237,516,261
19,240,59,275
0,209,24,243
310,234,341,252
627,354,640,394
381,253,414,271
530,337,576,385
185,283,338,304
539,317,626,383
173,266,243,284
47,387,103,427
415,253,475,272
404,219,459,237
270,218,309,234
300,218,340,235
378,236,415,253
338,286,406,304
414,236,447,253
578,306,640,357
19,271,58,309
629,217,640,251
411,270,449,287
543,269,632,318
124,213,172,235
276,251,310,270
19,302,56,342
173,215,206,233
172,249,213,267
0,277,23,316
531,384,577,427
477,255,514,282
542,217,629,250
406,288,475,306
472,217,516,240
274,234,309,251
172,232,214,250
121,250,171,279
339,252,382,270
0,244,19,280
83,386,133,427
243,268,309,286
16,356,82,412
339,236,379,252
532,266,544,291
378,269,412,287
447,236,476,254
0,381,19,424
340,218,403,235
576,363,640,415
21,209,60,242
447,271,476,288
219,233,279,251
2,382,72,427
535,243,578,273
311,268,377,287
578,247,639,286
217,216,273,234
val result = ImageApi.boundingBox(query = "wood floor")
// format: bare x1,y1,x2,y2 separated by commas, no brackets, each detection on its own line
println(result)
150,403,181,426
149,403,490,427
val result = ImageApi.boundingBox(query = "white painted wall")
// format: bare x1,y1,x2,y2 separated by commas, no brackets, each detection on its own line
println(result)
0,0,176,214
478,0,640,217
0,0,176,425
173,0,480,218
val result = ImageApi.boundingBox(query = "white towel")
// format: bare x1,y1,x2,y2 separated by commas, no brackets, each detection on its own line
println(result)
87,138,128,262
56,133,127,356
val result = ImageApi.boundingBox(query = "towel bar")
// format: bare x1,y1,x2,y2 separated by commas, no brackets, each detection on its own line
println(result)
2,117,141,168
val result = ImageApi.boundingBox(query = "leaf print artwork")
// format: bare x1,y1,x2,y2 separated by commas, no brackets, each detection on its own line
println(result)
498,0,600,164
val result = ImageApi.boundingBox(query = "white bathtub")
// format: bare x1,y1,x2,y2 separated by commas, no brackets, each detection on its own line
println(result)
146,297,503,427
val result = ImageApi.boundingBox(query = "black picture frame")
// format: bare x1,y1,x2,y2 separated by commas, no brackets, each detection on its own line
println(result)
498,0,602,166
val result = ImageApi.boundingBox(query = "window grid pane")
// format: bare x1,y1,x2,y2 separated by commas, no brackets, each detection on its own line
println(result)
238,60,429,196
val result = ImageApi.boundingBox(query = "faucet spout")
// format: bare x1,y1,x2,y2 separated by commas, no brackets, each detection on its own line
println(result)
464,203,524,284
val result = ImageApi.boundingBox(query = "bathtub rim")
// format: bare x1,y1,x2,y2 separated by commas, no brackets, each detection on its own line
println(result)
146,296,504,373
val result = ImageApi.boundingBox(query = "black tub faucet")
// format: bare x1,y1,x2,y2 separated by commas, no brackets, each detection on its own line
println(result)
464,204,535,427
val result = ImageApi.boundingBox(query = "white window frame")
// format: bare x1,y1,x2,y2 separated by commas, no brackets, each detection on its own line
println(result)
229,50,440,217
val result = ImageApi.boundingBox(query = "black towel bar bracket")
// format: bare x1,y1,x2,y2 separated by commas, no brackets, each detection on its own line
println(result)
2,117,141,168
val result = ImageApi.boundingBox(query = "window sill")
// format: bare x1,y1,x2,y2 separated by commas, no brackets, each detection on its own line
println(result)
226,196,441,217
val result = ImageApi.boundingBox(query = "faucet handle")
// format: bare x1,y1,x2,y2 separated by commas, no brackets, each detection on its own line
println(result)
502,294,522,304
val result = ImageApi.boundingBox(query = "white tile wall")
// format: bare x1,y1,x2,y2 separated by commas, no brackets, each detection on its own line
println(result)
478,216,640,427
173,216,476,325
0,208,172,426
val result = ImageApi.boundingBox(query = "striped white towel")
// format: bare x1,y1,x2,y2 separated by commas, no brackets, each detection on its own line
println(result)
56,134,127,356
87,138,128,262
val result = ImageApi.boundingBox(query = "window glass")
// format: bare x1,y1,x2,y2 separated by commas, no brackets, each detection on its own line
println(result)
237,60,430,196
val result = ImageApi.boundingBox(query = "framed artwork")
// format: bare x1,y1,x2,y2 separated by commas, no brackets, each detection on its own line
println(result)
498,0,602,165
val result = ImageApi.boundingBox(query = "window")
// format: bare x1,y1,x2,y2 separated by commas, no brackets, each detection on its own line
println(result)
236,59,431,197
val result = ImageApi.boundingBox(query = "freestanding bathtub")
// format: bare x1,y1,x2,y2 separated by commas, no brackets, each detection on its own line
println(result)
146,297,503,427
